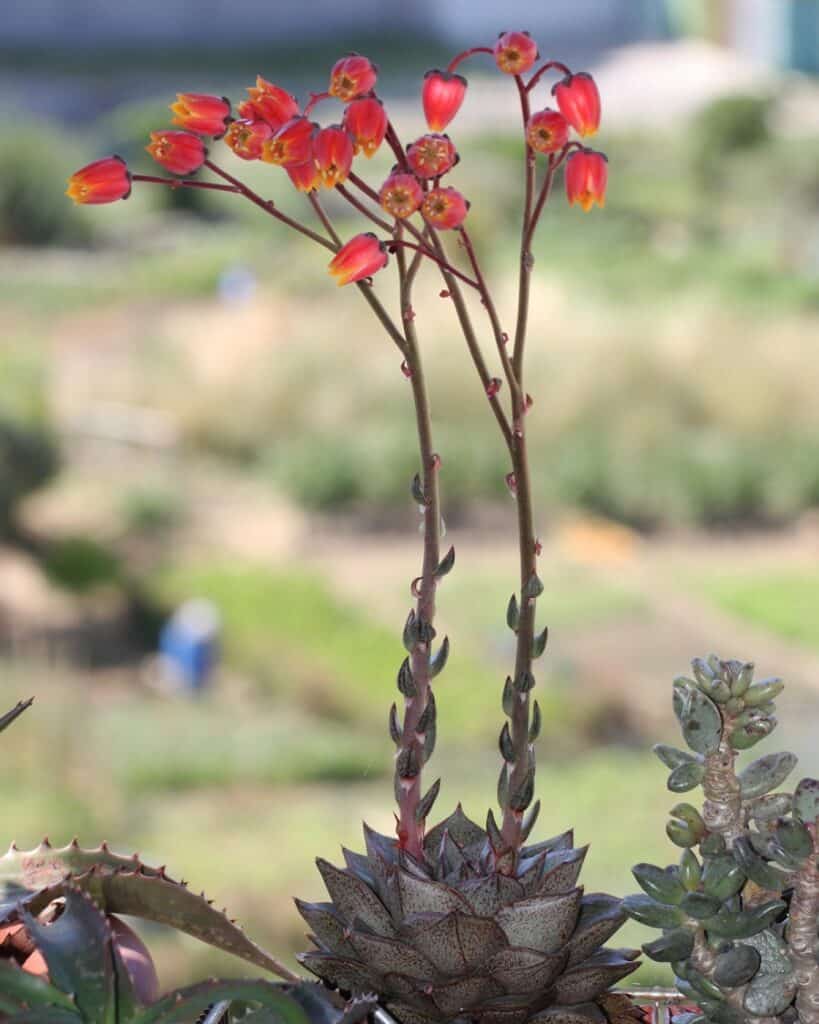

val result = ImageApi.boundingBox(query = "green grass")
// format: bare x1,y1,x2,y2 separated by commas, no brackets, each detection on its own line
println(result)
696,570,819,650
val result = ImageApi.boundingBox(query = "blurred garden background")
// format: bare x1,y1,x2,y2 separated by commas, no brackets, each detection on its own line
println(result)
2,0,819,996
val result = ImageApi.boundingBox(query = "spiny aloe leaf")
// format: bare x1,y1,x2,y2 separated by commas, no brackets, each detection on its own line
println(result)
22,887,123,1024
0,698,34,735
133,979,312,1024
0,960,76,1012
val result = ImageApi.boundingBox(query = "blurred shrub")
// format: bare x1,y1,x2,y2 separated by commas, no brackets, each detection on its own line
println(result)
43,536,121,593
691,93,772,185
120,484,186,536
0,120,92,245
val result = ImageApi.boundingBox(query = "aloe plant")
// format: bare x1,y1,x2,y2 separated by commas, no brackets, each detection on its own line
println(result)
626,656,819,1024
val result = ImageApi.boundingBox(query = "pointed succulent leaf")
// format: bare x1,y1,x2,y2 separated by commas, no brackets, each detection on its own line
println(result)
691,658,715,687
530,1004,607,1024
642,928,695,963
731,662,754,696
496,889,582,954
497,762,510,809
431,976,504,1017
701,854,745,901
672,680,723,756
567,894,627,966
415,779,441,824
631,864,685,905
502,676,515,717
400,909,506,974
410,473,425,505
397,658,417,698
396,745,421,779
743,971,798,1018
295,900,357,957
297,951,379,994
397,870,470,917
538,846,588,896
712,944,761,988
793,777,819,824
738,751,797,799
428,637,449,678
743,678,784,706
506,594,520,632
424,805,484,853
680,892,721,919
508,764,535,812
523,573,544,599
434,545,455,579
416,692,436,735
523,829,575,859
653,744,699,770
388,703,402,746
679,849,701,891
552,954,638,1006
532,626,548,659
349,930,437,979
488,946,568,993
667,761,705,793
22,887,117,1023
317,859,396,936
520,800,541,844
702,899,786,939
513,670,535,694
0,698,34,735
622,894,685,928
499,722,515,762
0,960,76,1012
402,610,419,652
529,701,542,743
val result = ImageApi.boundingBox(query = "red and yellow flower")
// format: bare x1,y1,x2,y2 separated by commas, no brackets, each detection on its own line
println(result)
328,233,388,286
565,148,607,211
170,93,231,137
224,119,272,160
239,76,299,131
146,130,206,175
329,55,377,102
526,108,569,154
407,134,458,179
493,31,538,75
65,156,131,205
552,72,601,137
313,126,354,188
342,96,387,157
421,186,469,230
286,161,321,193
379,172,424,219
422,70,467,132
262,116,315,167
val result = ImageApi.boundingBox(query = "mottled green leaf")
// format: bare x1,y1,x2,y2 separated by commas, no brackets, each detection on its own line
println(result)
737,752,797,799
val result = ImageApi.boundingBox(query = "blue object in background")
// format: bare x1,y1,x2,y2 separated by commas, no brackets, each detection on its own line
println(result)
158,599,221,694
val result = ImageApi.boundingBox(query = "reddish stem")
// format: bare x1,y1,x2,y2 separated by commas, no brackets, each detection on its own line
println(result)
447,46,493,73
303,90,331,116
525,59,571,92
337,184,394,233
389,239,479,291
132,174,239,193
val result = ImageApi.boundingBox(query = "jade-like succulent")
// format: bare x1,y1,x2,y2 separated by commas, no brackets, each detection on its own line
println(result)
626,656,819,1024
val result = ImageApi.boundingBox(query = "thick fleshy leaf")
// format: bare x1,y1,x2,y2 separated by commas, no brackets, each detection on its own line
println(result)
318,859,396,937
531,1001,607,1024
495,889,582,954
133,980,312,1024
553,955,638,1005
712,944,761,987
342,849,374,886
350,930,436,980
521,829,574,860
431,975,503,1016
743,971,797,1017
702,899,786,939
737,752,798,799
0,1011,79,1024
297,952,379,993
622,894,685,928
477,995,534,1024
537,848,588,897
631,864,684,905
424,806,485,854
653,744,698,770
401,910,506,974
700,854,745,901
488,945,567,992
793,777,819,823
459,874,518,916
672,681,723,756
567,894,627,966
383,1003,440,1024
0,960,76,1011
295,900,357,957
642,927,695,963
398,870,470,917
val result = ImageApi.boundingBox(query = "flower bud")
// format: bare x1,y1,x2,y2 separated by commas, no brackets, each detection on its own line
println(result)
526,108,569,154
313,126,354,188
422,70,467,132
170,93,231,137
493,31,538,75
240,76,300,131
421,187,468,230
379,172,424,219
328,233,388,286
407,134,458,179
552,72,601,137
565,148,608,211
66,156,131,205
146,130,206,175
262,116,315,167
342,96,387,157
224,119,272,160
329,54,377,101
286,160,321,193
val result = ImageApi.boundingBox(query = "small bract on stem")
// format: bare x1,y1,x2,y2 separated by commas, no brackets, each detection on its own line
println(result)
66,29,608,865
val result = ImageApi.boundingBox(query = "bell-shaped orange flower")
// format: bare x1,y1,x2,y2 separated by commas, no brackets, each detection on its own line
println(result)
493,31,539,75
328,233,388,286
66,156,131,205
313,126,354,188
379,172,424,219
240,76,300,131
526,108,569,154
170,93,231,137
422,70,467,133
329,55,378,102
262,116,315,167
224,119,272,160
421,186,469,230
146,130,206,175
407,134,458,180
565,148,608,211
286,160,321,193
342,97,387,157
552,72,601,137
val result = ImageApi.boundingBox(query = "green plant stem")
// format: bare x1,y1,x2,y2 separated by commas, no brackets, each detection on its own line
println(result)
788,823,819,1024
394,228,442,859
